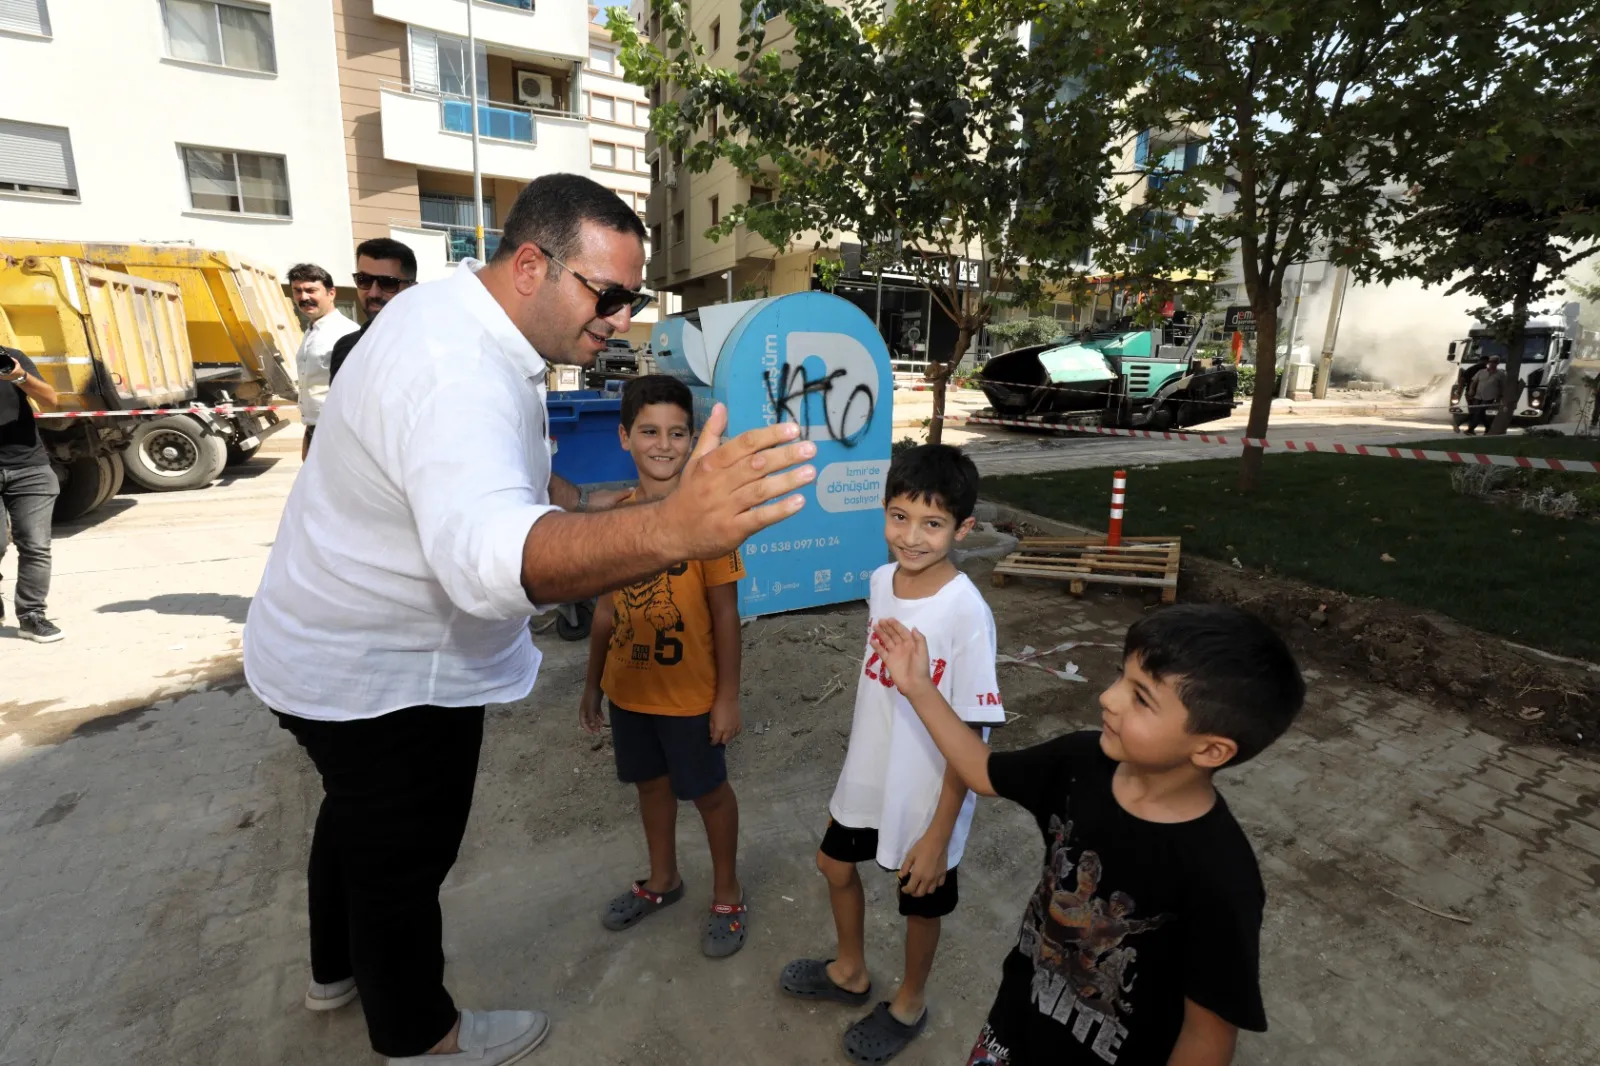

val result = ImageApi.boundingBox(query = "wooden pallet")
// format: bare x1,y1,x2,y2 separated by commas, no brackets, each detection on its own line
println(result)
991,536,1182,603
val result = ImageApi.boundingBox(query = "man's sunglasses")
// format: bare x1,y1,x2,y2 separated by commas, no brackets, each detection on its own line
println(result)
352,272,412,294
537,245,654,318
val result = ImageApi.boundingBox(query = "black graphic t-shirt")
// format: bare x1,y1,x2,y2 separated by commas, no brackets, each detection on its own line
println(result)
972,731,1266,1066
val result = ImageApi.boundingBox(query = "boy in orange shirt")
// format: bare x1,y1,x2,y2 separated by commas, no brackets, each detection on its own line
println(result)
580,375,748,957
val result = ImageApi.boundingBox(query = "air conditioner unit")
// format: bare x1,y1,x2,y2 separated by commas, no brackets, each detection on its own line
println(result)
645,147,661,164
664,170,678,188
516,71,558,109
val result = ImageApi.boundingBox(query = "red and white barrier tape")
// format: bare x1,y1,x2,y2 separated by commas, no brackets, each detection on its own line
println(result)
40,404,295,419
960,415,1600,474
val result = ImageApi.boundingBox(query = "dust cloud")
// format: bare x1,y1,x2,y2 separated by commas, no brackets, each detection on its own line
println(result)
1284,276,1480,388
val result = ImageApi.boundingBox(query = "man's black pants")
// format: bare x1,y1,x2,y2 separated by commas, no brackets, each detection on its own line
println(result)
276,704,484,1057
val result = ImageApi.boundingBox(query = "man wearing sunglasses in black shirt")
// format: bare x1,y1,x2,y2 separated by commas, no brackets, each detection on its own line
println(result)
328,238,419,387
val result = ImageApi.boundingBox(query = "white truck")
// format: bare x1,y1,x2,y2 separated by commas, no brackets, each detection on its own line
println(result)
1446,302,1598,430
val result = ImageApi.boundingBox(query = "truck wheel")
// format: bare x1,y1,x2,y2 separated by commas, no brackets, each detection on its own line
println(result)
125,415,229,492
52,455,108,523
226,440,262,466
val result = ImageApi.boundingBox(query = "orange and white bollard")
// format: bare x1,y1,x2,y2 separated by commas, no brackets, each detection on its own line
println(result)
1108,469,1127,546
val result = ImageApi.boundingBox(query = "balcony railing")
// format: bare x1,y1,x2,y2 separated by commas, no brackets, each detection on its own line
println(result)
441,98,536,143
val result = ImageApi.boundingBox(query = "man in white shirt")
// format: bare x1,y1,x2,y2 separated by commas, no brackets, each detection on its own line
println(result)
288,263,360,459
246,174,816,1066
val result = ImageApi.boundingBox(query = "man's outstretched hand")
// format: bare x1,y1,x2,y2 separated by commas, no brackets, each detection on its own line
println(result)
659,403,816,560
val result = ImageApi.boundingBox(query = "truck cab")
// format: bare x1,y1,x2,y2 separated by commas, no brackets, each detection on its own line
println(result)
1446,306,1578,429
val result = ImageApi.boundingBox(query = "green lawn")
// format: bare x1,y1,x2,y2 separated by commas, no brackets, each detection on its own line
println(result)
985,441,1600,660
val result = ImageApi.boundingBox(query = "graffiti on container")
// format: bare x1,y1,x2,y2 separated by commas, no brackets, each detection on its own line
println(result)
762,363,876,447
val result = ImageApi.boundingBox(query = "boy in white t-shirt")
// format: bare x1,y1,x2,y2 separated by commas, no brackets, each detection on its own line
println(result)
781,444,1005,1064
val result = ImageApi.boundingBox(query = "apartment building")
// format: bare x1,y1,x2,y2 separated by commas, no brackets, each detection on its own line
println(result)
332,0,666,342
635,0,815,302
0,0,354,278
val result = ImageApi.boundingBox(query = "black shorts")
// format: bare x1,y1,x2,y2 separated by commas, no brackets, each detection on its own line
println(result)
610,702,727,801
819,820,960,919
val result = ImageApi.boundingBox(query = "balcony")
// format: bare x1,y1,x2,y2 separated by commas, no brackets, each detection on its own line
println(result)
373,0,587,60
379,83,592,182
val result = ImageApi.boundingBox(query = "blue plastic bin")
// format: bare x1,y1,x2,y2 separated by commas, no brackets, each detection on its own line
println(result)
547,390,636,486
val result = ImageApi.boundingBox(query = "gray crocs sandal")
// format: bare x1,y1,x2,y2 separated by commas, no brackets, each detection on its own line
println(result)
779,958,871,1006
602,879,685,931
842,1002,927,1065
703,897,748,958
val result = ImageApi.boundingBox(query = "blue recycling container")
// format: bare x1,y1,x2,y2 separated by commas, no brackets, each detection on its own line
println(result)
547,390,637,486
650,292,894,617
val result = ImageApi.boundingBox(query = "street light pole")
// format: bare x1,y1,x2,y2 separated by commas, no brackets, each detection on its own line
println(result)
467,0,486,261
1278,260,1307,398
1313,264,1351,399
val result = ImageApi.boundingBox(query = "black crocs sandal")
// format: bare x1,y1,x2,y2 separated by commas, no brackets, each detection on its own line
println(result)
601,879,686,931
779,958,871,1006
842,1002,927,1065
703,897,748,958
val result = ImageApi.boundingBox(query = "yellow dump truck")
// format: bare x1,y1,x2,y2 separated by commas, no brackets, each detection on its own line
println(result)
0,241,301,520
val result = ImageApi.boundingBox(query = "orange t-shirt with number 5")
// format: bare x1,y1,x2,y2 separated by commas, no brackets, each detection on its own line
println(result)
601,544,746,717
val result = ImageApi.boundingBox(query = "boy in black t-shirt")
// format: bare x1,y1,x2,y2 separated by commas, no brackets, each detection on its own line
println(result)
870,604,1305,1066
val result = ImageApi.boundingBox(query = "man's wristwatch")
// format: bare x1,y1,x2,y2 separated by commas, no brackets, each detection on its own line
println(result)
575,485,591,513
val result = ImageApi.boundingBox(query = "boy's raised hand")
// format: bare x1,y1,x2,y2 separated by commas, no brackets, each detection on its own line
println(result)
871,619,934,698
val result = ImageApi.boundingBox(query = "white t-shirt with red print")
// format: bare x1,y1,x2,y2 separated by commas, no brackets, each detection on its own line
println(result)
829,564,1007,871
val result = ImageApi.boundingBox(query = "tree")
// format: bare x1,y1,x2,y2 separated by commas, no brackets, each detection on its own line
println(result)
608,0,1103,444
1365,3,1600,434
1031,0,1470,489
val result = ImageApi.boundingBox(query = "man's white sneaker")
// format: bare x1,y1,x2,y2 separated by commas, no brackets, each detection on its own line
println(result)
304,977,358,1011
387,1009,550,1066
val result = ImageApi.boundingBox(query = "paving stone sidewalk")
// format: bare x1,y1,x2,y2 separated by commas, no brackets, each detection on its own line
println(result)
2,639,1596,1065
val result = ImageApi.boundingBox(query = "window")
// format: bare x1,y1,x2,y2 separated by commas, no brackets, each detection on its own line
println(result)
590,94,614,121
614,145,634,172
0,119,77,198
710,18,721,51
591,141,615,169
708,108,719,138
410,27,486,98
162,0,276,73
636,102,650,127
650,224,663,251
589,45,615,74
0,0,50,37
672,210,685,244
614,100,634,126
182,146,289,216
709,196,720,226
650,156,660,183
748,185,773,204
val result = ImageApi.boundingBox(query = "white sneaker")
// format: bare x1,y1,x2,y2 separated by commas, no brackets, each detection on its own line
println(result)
387,1009,550,1066
304,977,358,1011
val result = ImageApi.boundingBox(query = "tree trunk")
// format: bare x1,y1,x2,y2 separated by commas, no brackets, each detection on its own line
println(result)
1488,295,1530,436
927,323,975,447
1237,303,1279,492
